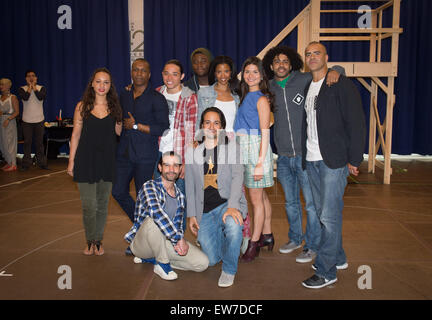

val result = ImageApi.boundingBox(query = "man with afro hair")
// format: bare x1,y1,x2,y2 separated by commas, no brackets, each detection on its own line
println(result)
262,46,344,265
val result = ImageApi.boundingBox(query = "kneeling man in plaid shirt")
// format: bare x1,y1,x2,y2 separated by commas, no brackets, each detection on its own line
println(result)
125,151,208,281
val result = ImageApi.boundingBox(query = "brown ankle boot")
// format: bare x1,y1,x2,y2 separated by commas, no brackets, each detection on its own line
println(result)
240,240,260,263
259,233,275,251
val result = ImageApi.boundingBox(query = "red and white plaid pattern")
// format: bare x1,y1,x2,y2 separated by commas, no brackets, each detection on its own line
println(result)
156,86,198,163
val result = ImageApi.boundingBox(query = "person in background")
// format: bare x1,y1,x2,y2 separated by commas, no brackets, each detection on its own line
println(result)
234,57,275,263
0,78,19,172
67,68,123,256
18,70,48,171
184,48,214,92
186,107,247,287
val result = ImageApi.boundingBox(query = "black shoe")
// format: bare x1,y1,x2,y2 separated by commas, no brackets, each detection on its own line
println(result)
20,166,29,172
39,165,49,170
302,274,337,289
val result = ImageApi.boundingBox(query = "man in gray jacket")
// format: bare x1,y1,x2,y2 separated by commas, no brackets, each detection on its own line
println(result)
185,107,247,288
263,46,342,264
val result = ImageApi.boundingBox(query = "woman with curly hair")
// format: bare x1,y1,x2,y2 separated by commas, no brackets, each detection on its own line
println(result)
234,56,275,263
68,68,123,256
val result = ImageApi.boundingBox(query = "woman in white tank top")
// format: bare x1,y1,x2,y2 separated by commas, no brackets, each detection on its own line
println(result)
0,78,19,171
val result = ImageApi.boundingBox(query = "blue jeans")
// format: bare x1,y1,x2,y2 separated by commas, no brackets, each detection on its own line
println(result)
306,160,348,281
277,155,320,251
197,202,243,275
153,152,186,231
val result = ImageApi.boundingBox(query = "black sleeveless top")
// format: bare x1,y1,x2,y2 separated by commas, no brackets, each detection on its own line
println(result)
73,114,117,183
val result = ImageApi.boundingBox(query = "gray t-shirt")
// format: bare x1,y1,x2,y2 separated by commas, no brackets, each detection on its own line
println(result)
164,193,178,222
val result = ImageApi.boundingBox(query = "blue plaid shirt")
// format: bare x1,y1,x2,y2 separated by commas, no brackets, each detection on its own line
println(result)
124,177,185,246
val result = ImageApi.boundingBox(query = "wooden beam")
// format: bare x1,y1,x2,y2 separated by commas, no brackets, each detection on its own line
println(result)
357,77,373,93
368,82,378,173
256,5,311,59
375,0,394,12
327,62,395,77
319,36,371,41
371,76,389,94
383,77,395,184
310,0,321,42
320,27,402,34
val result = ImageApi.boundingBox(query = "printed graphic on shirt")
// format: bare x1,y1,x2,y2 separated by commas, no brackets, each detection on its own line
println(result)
292,93,304,106
204,156,218,190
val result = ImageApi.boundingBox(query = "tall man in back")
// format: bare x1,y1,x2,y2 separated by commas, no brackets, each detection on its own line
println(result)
301,42,366,289
112,59,169,224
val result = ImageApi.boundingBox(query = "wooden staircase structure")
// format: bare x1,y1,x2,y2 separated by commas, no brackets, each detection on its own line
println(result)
257,0,402,184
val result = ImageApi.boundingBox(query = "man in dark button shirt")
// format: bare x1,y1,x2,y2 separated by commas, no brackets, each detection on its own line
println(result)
112,59,170,227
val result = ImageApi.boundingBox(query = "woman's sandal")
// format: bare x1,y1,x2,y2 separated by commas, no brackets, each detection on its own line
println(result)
94,241,104,256
83,241,94,255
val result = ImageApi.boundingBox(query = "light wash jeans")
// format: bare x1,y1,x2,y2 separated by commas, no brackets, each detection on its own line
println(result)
306,160,348,280
277,155,320,251
197,202,243,275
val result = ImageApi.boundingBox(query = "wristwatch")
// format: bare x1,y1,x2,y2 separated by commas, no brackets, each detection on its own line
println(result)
132,124,138,130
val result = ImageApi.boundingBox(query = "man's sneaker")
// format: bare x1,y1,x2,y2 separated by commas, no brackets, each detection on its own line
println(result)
312,262,349,271
153,264,178,281
302,274,337,289
279,241,302,254
125,246,133,256
218,271,235,288
296,249,316,263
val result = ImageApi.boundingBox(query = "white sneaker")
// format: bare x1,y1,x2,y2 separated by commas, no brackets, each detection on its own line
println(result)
153,264,178,281
133,257,142,264
312,262,349,270
218,271,235,288
296,249,317,263
279,241,302,254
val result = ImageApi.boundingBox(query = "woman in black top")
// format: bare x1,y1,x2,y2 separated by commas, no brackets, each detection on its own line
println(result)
68,68,122,256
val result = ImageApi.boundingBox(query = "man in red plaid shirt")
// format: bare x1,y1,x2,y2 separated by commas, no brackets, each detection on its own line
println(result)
155,59,198,221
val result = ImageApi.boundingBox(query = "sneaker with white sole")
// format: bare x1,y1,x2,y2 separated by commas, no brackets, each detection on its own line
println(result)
218,271,235,288
312,262,348,271
302,274,337,289
296,249,316,263
153,264,178,281
279,241,302,254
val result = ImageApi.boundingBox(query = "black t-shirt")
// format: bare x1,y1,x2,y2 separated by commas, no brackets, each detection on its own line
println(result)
203,146,227,213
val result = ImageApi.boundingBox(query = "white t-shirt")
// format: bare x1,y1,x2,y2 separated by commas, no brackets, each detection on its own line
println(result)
214,99,236,132
159,90,181,153
22,85,45,123
305,77,324,161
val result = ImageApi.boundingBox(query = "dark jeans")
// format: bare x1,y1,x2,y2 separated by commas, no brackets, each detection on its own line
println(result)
22,121,46,168
112,154,155,222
